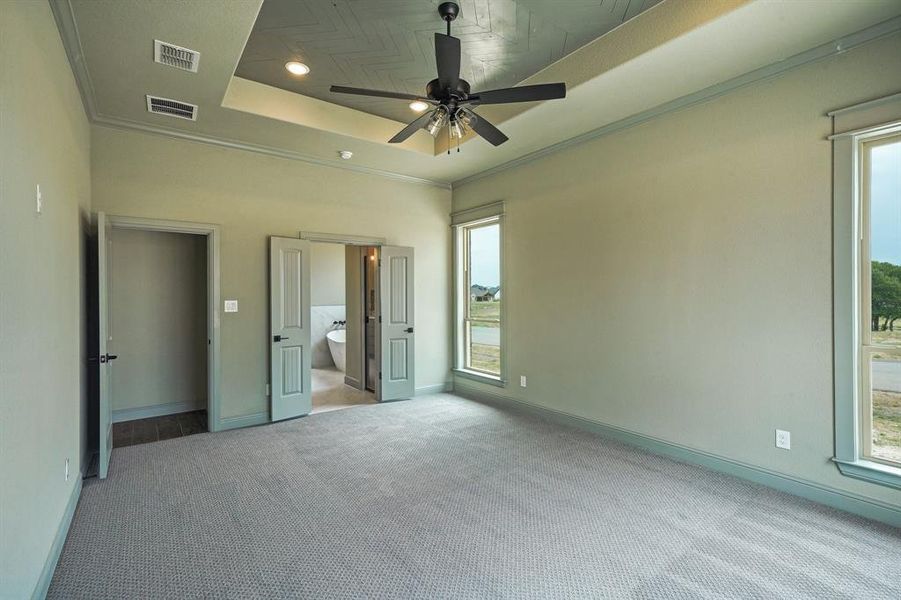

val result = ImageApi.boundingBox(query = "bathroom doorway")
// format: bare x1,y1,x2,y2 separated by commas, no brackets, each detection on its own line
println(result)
309,241,378,413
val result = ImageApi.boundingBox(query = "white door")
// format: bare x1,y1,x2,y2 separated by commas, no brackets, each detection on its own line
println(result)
97,213,114,479
270,237,312,420
380,246,415,400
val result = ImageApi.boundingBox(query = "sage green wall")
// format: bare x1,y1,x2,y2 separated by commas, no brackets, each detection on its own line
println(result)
452,32,901,509
0,1,91,597
91,126,452,422
311,242,345,306
110,229,207,415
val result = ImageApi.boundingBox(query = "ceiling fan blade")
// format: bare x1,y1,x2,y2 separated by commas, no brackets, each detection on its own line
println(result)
435,33,461,91
330,85,428,102
388,111,435,144
469,83,566,105
467,113,509,146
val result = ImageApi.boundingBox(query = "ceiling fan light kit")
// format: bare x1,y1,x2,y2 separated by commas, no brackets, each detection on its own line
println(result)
328,1,566,152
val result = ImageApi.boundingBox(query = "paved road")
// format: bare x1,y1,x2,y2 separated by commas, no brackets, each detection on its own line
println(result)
872,359,901,393
471,326,500,346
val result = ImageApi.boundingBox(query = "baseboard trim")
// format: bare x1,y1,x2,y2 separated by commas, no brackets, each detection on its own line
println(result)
31,478,82,600
454,381,901,528
344,375,363,390
415,382,454,396
218,411,269,431
112,402,203,423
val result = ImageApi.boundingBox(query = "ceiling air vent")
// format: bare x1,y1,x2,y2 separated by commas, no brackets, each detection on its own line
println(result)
146,95,198,121
154,40,200,73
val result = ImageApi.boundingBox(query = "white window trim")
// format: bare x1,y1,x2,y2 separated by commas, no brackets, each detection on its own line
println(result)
452,205,506,387
833,119,901,490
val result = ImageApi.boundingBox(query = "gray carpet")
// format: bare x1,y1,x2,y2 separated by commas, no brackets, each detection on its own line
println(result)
50,394,900,599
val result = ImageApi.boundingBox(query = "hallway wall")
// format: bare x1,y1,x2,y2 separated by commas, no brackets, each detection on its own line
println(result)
0,2,92,597
109,229,208,420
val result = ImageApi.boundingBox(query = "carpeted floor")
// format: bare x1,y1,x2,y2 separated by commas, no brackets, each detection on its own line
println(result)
50,394,900,599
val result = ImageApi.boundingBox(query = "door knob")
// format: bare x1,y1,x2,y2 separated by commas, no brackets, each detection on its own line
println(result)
405,327,414,333
273,335,289,342
106,354,118,361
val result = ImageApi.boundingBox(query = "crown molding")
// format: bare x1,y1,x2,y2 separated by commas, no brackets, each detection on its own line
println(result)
48,0,452,190
452,15,901,188
91,115,451,189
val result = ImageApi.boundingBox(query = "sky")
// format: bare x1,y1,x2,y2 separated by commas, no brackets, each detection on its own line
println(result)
871,139,901,265
470,223,500,287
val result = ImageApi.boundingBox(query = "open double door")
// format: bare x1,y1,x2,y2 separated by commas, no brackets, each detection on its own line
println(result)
268,237,415,421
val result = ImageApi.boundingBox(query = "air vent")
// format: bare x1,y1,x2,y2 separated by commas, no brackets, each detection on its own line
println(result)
146,95,198,121
153,40,200,73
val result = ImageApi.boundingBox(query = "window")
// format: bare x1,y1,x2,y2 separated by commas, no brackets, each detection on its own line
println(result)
860,133,901,468
453,206,504,385
833,115,901,489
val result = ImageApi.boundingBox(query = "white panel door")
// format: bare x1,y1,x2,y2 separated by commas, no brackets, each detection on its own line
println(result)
270,237,312,421
380,246,415,401
97,213,114,479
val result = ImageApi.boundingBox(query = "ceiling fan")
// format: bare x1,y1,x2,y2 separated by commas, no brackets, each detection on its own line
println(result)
329,1,566,149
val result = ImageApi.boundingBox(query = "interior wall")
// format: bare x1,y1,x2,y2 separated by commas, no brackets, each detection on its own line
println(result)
109,229,207,418
0,2,92,597
91,126,452,424
451,32,901,509
310,242,346,368
311,242,345,305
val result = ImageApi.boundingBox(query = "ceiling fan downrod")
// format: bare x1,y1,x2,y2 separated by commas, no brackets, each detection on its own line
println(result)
439,2,459,36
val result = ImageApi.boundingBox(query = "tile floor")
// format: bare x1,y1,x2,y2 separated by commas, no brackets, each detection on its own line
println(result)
312,367,376,413
112,410,208,448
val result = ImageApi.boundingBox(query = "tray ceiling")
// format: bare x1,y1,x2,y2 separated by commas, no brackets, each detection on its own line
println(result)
235,0,663,124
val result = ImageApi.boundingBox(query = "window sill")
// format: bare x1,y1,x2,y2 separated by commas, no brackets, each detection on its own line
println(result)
453,368,506,388
833,457,901,490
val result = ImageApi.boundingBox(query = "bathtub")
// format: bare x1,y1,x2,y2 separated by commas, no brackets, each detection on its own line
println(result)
326,329,346,372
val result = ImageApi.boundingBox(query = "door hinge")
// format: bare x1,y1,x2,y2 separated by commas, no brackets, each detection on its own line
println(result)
379,371,382,380
378,315,382,324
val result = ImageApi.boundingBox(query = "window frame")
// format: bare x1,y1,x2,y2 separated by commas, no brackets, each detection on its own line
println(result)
452,208,506,386
833,120,901,489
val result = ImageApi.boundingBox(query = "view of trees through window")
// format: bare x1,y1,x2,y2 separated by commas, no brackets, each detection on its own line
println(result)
466,222,500,375
867,137,901,464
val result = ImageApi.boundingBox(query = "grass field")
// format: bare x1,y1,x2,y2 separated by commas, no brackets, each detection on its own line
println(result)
873,390,901,463
469,300,500,325
468,300,500,373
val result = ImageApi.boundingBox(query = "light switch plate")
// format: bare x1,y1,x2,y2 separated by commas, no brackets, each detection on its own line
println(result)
224,300,238,313
36,184,42,214
520,375,527,387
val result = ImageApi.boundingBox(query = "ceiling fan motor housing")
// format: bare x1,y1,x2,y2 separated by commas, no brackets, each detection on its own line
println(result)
426,77,470,105
438,2,460,22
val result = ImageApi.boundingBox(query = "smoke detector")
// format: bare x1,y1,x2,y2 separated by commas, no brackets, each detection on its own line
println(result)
338,150,353,160
154,40,200,73
146,95,198,121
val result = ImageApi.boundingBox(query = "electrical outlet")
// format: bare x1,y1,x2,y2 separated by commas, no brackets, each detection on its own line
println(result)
775,429,791,450
520,375,527,388
36,184,42,214
65,458,69,481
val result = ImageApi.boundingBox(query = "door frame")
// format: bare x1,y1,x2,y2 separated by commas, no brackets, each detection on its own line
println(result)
105,215,222,432
299,231,385,399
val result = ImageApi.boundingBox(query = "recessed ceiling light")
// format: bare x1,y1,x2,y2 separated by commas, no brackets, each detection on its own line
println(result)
338,150,353,160
285,61,310,76
409,100,429,112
